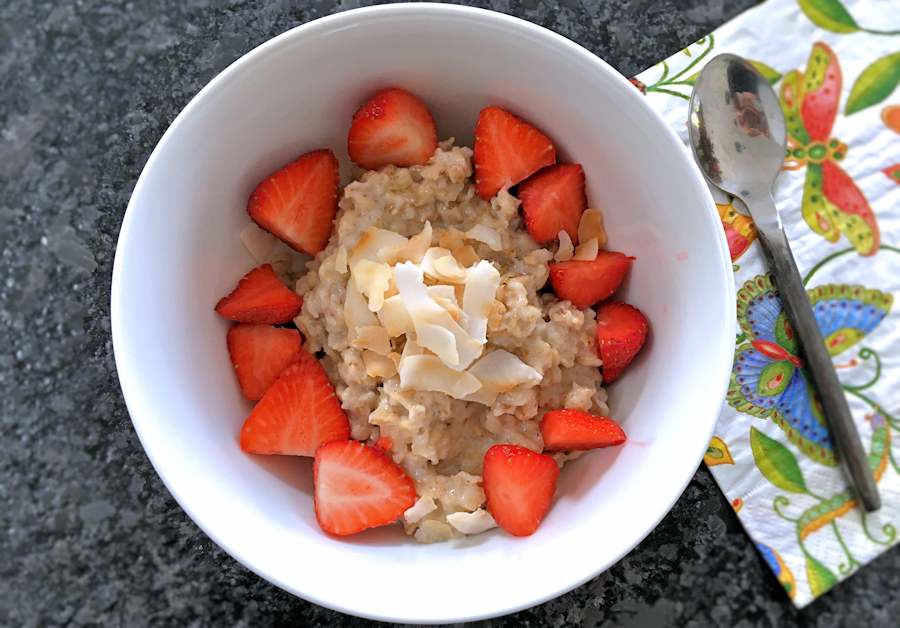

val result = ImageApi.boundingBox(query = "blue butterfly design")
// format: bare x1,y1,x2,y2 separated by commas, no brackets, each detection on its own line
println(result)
727,275,892,466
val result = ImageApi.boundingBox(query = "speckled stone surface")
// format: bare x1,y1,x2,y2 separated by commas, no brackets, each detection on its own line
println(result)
2,1,898,626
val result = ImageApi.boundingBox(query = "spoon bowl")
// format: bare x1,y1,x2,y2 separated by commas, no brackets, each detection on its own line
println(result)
688,54,786,220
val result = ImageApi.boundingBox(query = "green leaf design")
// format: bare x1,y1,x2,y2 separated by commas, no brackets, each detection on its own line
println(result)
805,554,838,596
798,0,859,33
749,60,782,85
750,427,808,493
846,52,900,115
758,362,794,397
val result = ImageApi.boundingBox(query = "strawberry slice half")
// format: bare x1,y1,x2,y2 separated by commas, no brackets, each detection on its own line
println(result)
348,87,438,170
596,301,649,383
474,106,556,199
248,149,339,255
548,251,634,309
482,444,559,537
519,163,587,244
215,263,303,324
227,324,303,401
314,440,417,536
239,349,350,456
541,409,626,451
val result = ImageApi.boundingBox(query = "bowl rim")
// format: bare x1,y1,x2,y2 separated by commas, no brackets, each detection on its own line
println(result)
112,2,736,623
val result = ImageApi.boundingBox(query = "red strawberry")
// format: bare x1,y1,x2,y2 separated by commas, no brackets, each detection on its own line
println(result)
548,251,634,309
239,350,350,456
482,444,559,537
474,106,556,199
314,440,417,536
227,324,303,401
519,163,587,244
215,264,303,324
541,409,626,451
348,88,438,170
595,302,649,383
248,149,339,255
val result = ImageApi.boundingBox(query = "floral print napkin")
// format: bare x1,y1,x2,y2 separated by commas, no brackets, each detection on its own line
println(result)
633,0,900,608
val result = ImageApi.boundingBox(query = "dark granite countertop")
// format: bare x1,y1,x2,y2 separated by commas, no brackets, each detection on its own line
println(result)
2,1,898,626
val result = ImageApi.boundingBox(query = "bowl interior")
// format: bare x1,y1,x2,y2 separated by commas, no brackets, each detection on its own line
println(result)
112,5,734,623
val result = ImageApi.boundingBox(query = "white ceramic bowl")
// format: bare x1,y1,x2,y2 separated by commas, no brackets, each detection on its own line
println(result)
112,4,734,623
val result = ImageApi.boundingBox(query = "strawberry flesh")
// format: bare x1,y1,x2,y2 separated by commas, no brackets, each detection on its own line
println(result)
348,87,438,170
248,149,339,255
314,440,417,536
474,106,556,199
239,349,350,456
596,301,649,383
482,444,559,536
519,163,587,244
548,251,634,309
227,324,303,401
215,264,303,324
541,409,626,451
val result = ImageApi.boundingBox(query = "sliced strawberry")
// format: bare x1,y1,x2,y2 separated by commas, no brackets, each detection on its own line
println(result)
227,324,303,401
239,350,350,456
541,409,626,451
474,106,556,199
314,440,417,536
548,251,634,309
215,264,303,324
596,302,649,383
248,149,339,255
348,88,438,170
482,444,559,537
519,164,587,244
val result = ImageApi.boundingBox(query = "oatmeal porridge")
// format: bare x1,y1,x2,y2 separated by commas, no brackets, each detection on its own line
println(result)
295,141,608,542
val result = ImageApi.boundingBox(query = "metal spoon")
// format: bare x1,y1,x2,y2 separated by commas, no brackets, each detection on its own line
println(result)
688,54,880,512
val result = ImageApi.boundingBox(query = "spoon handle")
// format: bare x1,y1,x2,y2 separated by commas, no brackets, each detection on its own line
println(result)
750,195,880,512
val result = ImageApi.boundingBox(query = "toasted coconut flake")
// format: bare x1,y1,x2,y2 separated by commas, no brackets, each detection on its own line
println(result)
555,230,574,261
465,349,542,405
349,227,408,270
426,285,457,302
572,237,599,261
446,509,498,534
383,221,433,265
404,496,437,524
578,209,607,248
398,354,482,399
378,295,414,337
401,337,425,360
465,224,503,251
421,247,467,284
417,323,459,366
452,244,480,267
344,277,378,339
433,296,463,322
353,260,392,312
462,260,501,344
363,350,397,378
437,228,465,252
352,325,392,355
434,255,467,280
394,262,483,369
